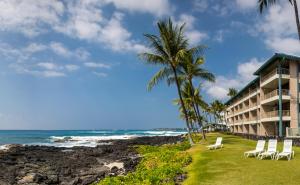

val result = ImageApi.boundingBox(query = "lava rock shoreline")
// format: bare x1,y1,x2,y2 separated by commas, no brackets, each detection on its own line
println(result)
0,135,184,185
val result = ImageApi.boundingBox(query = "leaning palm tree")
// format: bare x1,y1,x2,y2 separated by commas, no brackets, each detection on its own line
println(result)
139,19,195,145
173,82,208,133
227,88,238,97
258,0,300,40
169,48,215,139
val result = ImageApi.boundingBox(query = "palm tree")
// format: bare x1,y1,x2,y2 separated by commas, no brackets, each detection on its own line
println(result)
258,0,300,40
227,88,238,97
174,48,215,139
139,19,195,145
173,82,209,134
210,100,225,124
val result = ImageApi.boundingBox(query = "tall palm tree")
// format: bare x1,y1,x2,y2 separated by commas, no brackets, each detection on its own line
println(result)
139,19,195,145
173,48,215,139
227,88,238,97
258,0,300,40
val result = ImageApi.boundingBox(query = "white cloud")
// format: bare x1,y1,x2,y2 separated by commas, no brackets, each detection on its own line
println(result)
99,12,148,52
93,72,108,77
214,30,225,43
74,48,90,60
175,14,208,45
65,64,80,72
265,37,300,54
42,71,65,77
0,0,148,53
53,2,147,53
212,4,230,16
104,0,173,16
193,0,208,12
24,43,47,53
23,42,91,61
0,0,64,37
255,2,300,55
37,62,58,70
235,0,257,9
84,62,111,69
205,58,263,100
50,42,72,57
0,42,90,78
10,63,66,78
237,58,263,82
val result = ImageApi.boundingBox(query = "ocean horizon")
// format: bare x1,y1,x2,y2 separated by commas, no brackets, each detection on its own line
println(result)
0,129,187,149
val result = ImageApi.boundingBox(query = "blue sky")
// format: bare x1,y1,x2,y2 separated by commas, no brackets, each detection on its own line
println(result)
0,0,299,129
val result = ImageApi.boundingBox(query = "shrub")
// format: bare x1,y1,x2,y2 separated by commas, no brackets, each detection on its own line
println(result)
96,141,191,185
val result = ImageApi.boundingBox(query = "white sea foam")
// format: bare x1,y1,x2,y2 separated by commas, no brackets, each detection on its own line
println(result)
21,130,186,148
40,135,138,148
0,144,11,151
50,135,137,142
145,131,186,136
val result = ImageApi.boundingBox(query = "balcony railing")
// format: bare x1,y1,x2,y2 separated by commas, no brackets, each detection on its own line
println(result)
261,68,289,82
231,89,259,105
263,89,289,100
249,104,258,109
249,88,258,95
262,110,290,118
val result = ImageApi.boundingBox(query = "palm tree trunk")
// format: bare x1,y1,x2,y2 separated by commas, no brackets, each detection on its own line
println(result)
171,66,194,145
293,0,300,40
196,108,207,140
189,79,206,140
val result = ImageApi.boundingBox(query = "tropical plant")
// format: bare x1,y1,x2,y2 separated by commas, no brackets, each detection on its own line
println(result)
258,0,300,40
169,48,215,139
139,18,195,144
173,82,208,135
227,88,238,97
210,100,226,124
178,48,215,139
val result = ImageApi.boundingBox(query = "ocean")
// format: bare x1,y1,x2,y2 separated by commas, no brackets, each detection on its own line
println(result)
0,130,186,149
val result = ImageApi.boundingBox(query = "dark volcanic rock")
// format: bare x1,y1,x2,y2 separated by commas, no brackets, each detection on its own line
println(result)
0,135,184,185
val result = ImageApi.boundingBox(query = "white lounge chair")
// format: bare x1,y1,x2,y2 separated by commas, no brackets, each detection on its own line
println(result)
244,140,265,158
207,137,223,150
258,139,278,160
276,140,294,161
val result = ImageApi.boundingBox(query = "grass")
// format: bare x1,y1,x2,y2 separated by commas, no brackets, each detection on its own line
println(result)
95,141,192,185
184,133,300,185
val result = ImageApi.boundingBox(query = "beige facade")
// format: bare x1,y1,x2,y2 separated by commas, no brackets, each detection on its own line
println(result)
225,54,300,137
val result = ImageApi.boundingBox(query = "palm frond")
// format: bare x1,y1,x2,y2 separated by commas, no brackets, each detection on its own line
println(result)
195,68,215,82
147,67,173,91
143,34,169,59
139,53,167,65
187,45,208,57
258,0,277,13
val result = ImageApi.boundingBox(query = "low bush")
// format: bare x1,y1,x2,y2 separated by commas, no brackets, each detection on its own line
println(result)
96,141,191,185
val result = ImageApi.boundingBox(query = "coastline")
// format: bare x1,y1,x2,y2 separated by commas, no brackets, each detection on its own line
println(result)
0,135,185,185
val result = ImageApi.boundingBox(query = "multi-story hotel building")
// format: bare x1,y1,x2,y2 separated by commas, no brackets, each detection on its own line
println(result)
225,53,300,137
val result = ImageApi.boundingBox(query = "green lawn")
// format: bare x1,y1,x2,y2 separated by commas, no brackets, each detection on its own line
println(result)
184,133,300,185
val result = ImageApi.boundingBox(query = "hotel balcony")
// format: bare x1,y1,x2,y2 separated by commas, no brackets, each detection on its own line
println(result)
261,110,290,122
248,104,259,112
243,117,259,124
260,68,289,88
261,89,290,105
227,90,259,110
